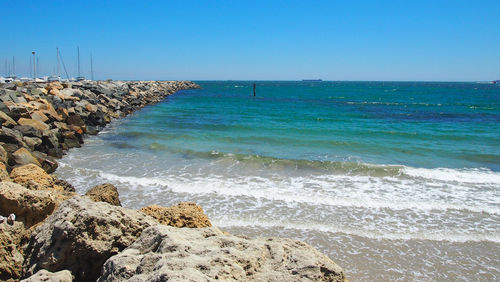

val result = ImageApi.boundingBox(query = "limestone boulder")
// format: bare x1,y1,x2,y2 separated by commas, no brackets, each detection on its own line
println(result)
15,125,43,138
85,103,97,112
28,87,47,97
140,202,212,228
10,164,63,192
99,225,346,282
30,111,49,123
0,127,25,147
59,88,83,98
22,137,42,151
52,178,75,193
12,148,41,167
61,131,81,149
0,111,17,127
0,182,62,228
41,129,60,156
65,113,85,127
0,221,27,281
45,82,64,91
23,196,158,281
17,118,50,131
38,100,62,122
5,103,30,120
21,269,73,282
85,183,121,206
31,151,59,174
0,162,11,181
49,88,60,96
0,145,8,164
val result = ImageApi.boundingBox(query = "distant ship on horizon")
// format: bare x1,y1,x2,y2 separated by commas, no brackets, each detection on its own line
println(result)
302,79,322,82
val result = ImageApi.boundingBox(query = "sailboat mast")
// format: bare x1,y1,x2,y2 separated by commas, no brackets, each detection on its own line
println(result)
32,51,36,79
58,49,70,80
57,48,60,77
12,56,15,76
77,46,81,78
90,52,94,80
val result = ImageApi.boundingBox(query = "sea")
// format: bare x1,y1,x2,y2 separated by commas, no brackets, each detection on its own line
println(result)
56,81,500,281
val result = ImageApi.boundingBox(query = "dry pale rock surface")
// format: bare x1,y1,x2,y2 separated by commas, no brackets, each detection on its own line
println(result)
0,182,61,228
0,221,27,281
85,183,121,206
23,196,158,281
99,225,346,282
12,148,41,167
140,202,212,228
0,162,10,181
0,145,8,164
20,269,73,282
10,164,64,192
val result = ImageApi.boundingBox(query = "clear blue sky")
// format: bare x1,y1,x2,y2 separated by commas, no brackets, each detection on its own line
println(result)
1,0,499,81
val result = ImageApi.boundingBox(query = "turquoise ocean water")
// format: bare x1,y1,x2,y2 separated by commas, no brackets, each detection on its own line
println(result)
57,81,500,280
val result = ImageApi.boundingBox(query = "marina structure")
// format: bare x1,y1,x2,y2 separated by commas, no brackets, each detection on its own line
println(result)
75,47,86,81
1,47,94,83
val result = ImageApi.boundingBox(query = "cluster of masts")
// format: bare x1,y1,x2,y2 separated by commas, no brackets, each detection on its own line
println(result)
0,47,94,83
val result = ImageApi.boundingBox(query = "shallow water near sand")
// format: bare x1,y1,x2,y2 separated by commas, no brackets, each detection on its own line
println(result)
56,81,500,280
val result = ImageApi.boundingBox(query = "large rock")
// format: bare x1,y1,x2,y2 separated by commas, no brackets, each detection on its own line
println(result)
65,113,85,128
0,182,62,228
0,221,27,281
22,137,42,151
30,111,49,123
52,178,75,193
21,269,73,282
99,225,347,282
61,131,81,149
0,127,25,147
23,196,158,281
30,151,58,174
85,183,121,206
12,148,41,167
45,82,64,91
0,145,8,164
17,118,50,131
0,162,10,181
0,111,17,127
140,202,212,228
15,125,43,138
10,164,64,192
59,88,83,99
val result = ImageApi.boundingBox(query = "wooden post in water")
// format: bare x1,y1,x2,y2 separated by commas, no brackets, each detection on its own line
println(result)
253,83,256,96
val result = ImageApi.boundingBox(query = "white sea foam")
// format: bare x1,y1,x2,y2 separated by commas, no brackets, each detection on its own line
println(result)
57,153,500,247
94,170,500,215
214,218,500,243
403,167,500,184
99,172,170,187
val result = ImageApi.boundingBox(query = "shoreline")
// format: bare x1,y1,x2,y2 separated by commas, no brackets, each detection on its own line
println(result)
0,80,347,281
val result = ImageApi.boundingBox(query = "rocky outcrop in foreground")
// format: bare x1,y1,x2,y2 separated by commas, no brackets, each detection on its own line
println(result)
0,80,347,281
100,225,345,281
20,269,73,282
23,196,158,281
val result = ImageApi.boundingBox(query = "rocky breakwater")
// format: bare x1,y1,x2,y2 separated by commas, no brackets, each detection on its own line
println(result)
0,80,347,281
0,80,200,172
